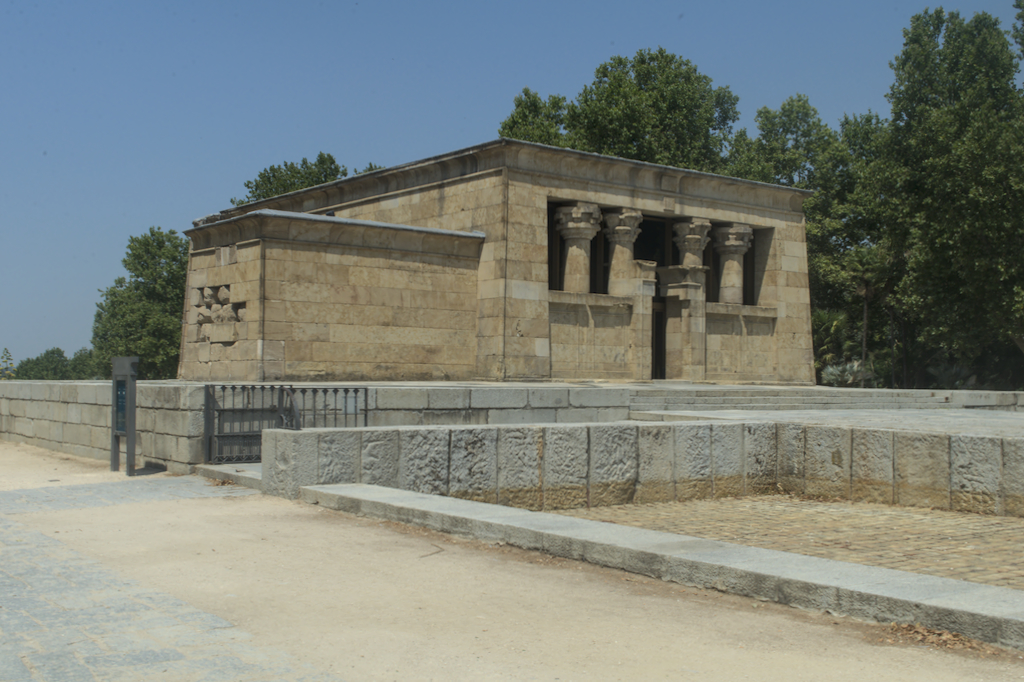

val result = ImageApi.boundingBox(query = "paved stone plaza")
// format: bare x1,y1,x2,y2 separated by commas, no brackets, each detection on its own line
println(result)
0,477,340,682
4,443,1024,679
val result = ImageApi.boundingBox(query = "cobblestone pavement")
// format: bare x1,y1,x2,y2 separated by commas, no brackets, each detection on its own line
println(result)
0,476,343,682
558,495,1024,591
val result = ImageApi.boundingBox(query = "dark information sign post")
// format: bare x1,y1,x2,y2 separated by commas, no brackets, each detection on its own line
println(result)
110,357,138,476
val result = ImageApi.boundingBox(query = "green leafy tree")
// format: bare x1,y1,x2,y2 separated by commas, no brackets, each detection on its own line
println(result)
500,48,739,173
1,348,16,379
498,88,569,147
1013,0,1024,59
15,347,72,380
748,94,837,188
883,8,1024,360
845,245,892,385
92,227,189,379
15,347,97,380
231,152,347,206
355,162,385,174
811,309,857,379
68,347,98,379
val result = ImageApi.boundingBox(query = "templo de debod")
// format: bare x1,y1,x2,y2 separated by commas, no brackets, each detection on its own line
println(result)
178,139,814,384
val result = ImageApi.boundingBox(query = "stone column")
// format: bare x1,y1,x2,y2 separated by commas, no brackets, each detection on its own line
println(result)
673,218,712,269
713,224,753,305
603,208,643,296
555,203,602,294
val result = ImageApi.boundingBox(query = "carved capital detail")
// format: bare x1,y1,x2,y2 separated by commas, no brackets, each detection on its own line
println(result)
555,202,602,242
603,208,643,245
713,224,753,255
674,218,713,267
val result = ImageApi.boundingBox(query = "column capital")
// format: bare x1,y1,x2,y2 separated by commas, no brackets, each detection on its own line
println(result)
603,208,643,245
555,202,602,242
674,218,713,268
713,224,753,255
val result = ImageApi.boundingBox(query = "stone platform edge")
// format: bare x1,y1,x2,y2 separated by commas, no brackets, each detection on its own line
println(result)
301,481,1024,652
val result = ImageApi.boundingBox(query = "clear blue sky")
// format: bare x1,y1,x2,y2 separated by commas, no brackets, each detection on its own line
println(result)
1,0,1019,365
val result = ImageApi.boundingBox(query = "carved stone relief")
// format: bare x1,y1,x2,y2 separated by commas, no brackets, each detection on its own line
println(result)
191,284,245,346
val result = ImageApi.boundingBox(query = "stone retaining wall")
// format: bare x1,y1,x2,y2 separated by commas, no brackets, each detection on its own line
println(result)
0,381,205,473
264,421,1024,517
0,383,630,473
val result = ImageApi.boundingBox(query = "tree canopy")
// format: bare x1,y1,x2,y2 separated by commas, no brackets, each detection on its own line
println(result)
499,47,739,173
230,154,385,206
91,227,189,379
882,8,1024,360
13,347,96,380
231,152,347,206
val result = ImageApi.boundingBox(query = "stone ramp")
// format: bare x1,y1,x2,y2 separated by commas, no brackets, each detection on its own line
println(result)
299,482,1024,651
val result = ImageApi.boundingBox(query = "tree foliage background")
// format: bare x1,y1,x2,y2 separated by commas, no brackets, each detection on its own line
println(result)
11,150,384,381
90,227,189,379
500,7,1024,389
11,228,188,381
230,153,383,206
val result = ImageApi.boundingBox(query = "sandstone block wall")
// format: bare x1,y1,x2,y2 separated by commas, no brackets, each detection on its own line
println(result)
705,305,781,382
180,211,485,382
180,242,262,381
322,171,523,379
261,240,480,381
0,381,205,474
548,293,638,380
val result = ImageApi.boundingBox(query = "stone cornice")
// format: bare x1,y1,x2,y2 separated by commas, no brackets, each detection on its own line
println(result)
185,209,485,259
193,139,812,227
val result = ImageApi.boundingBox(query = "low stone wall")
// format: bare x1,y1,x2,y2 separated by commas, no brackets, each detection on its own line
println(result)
264,420,1024,517
0,382,630,474
369,385,629,426
0,381,205,473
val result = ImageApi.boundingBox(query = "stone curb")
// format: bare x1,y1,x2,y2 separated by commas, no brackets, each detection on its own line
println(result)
194,463,263,490
300,482,1024,651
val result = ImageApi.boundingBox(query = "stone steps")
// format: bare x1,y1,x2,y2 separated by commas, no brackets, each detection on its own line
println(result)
629,391,954,411
631,402,958,415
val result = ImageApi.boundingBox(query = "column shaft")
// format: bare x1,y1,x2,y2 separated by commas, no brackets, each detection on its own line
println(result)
713,225,753,305
555,203,602,294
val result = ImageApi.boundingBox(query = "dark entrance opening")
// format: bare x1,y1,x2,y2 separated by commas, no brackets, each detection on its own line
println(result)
634,219,676,379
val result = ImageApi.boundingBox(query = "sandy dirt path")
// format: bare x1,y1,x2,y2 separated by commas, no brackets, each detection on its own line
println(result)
4,441,1024,681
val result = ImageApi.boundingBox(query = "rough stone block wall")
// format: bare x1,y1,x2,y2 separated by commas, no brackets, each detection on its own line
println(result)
266,415,1024,519
0,381,204,474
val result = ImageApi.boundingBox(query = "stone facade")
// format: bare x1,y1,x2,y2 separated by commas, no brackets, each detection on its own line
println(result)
179,140,814,383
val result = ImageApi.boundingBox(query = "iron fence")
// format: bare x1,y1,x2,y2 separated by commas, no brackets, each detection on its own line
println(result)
205,385,368,464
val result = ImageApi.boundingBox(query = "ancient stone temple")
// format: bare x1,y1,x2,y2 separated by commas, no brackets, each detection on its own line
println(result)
178,139,814,383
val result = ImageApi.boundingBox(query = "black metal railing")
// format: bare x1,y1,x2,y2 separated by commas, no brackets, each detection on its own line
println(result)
204,385,368,464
